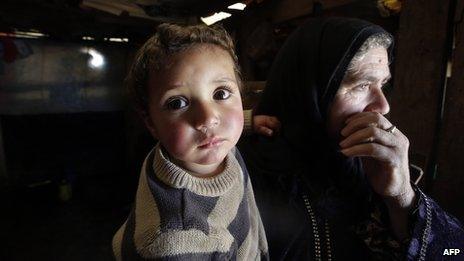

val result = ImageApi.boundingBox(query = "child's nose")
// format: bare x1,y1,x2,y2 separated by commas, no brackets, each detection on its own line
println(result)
194,103,220,132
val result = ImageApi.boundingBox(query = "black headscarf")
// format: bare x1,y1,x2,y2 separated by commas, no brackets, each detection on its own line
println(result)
259,17,392,176
256,17,392,154
240,17,393,217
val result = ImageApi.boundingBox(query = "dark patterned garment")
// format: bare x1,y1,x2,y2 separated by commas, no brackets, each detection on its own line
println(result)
406,186,464,260
356,184,464,260
112,144,268,260
238,137,464,260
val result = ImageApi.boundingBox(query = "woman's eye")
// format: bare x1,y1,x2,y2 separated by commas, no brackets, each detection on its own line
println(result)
165,97,188,110
354,83,370,92
382,81,392,95
381,80,391,89
213,88,232,100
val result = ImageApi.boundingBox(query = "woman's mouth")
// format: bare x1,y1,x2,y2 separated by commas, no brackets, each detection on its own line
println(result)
198,137,225,149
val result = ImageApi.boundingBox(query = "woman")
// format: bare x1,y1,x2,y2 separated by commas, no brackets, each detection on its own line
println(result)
239,17,464,260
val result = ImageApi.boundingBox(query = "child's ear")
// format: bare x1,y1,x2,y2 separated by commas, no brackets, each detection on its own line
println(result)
142,113,158,139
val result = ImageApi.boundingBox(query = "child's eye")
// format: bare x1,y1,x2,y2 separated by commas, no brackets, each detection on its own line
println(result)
165,97,189,110
213,87,232,100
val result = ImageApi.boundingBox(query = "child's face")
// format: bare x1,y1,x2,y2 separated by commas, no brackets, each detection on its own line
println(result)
145,44,244,176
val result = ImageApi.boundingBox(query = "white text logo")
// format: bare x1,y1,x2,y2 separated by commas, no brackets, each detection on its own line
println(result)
443,249,461,255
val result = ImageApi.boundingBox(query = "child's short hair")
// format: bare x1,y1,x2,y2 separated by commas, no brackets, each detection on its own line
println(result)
127,23,242,117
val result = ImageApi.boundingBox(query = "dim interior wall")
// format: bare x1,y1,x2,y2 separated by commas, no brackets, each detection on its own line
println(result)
0,38,136,187
434,0,464,221
390,0,464,222
0,120,7,185
389,0,451,183
0,39,130,115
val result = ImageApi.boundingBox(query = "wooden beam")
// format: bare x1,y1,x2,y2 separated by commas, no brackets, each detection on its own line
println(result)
434,0,464,221
389,0,451,184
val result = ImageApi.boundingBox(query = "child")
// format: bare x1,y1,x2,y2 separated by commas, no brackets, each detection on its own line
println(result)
112,23,269,260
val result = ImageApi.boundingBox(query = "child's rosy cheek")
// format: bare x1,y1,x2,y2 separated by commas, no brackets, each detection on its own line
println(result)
225,108,244,139
163,122,192,157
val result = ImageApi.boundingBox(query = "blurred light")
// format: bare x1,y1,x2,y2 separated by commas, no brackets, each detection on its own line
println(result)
228,3,246,10
0,30,48,39
108,37,129,42
82,36,95,41
88,49,104,68
15,30,47,37
0,33,38,39
201,12,231,25
81,48,105,68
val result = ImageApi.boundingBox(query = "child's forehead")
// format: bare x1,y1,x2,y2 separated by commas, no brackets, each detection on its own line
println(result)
152,45,235,77
171,44,233,64
147,45,237,92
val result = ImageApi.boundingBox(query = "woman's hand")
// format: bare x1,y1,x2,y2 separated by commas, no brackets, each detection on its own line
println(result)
338,111,415,207
253,115,281,137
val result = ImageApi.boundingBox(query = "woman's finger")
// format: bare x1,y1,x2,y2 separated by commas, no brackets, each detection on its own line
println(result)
340,142,394,162
340,126,399,149
341,112,392,137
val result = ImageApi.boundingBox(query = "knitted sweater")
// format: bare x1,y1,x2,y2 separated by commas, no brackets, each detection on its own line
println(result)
112,144,269,260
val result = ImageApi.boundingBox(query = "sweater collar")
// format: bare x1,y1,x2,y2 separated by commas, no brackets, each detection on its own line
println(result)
152,144,241,197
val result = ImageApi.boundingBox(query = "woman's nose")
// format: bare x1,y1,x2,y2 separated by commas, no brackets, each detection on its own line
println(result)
365,87,390,115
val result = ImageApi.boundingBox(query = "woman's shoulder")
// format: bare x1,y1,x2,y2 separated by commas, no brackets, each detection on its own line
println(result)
238,134,301,173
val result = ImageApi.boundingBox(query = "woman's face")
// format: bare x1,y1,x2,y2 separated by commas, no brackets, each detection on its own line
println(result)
327,47,391,141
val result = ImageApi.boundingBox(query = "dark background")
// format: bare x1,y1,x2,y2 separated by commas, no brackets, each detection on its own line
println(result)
1,0,462,260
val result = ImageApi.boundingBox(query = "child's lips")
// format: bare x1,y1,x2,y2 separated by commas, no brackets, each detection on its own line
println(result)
198,137,225,149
